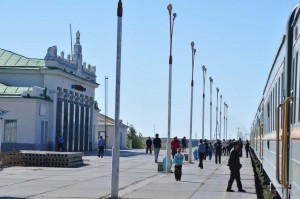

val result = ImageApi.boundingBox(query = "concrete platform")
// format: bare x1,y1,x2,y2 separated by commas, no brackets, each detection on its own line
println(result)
0,148,257,199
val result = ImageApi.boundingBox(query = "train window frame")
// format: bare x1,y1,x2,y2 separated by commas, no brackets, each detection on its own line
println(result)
278,77,281,129
291,57,295,124
294,52,298,123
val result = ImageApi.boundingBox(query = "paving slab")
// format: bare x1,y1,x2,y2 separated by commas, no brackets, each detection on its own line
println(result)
0,148,257,199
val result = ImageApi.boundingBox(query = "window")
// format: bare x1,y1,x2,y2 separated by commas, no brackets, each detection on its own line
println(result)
4,120,17,142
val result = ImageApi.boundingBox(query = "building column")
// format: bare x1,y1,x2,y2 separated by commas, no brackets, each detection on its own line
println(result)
74,93,80,152
68,91,75,152
56,88,64,151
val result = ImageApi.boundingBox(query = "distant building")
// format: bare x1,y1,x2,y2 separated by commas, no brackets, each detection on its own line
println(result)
0,31,99,152
97,113,127,149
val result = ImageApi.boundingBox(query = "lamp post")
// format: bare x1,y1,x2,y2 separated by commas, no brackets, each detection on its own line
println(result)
105,76,109,148
215,87,219,140
226,104,228,140
220,95,222,140
166,3,176,173
202,65,207,140
188,41,196,163
111,0,122,198
209,77,213,141
223,102,226,140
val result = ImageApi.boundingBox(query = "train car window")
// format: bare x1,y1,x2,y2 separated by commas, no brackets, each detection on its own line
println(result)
275,83,277,125
278,77,281,129
273,88,275,131
291,58,295,124
294,52,298,123
282,72,284,101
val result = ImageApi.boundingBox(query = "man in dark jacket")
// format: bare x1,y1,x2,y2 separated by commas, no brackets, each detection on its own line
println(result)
226,141,246,192
153,134,161,163
214,139,222,164
146,137,153,154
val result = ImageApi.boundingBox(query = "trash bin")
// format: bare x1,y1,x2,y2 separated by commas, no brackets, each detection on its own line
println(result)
193,149,199,160
157,162,163,171
184,154,188,161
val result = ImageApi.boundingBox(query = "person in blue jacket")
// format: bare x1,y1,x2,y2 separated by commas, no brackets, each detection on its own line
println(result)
174,148,184,181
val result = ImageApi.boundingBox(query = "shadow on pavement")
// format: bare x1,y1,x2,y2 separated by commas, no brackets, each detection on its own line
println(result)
84,149,146,158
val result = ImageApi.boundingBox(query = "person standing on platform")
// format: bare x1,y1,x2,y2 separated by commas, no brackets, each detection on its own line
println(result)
171,136,180,160
174,148,184,181
153,133,161,163
181,136,187,152
207,142,213,160
214,139,222,164
98,136,106,158
226,141,246,192
198,139,206,169
245,140,250,158
146,137,153,154
58,135,64,152
238,138,243,157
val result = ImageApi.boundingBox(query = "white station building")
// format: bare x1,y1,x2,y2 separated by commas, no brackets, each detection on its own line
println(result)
0,31,100,152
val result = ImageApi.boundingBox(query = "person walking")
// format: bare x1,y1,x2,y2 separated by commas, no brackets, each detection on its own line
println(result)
238,138,243,157
153,133,161,163
245,140,250,158
214,139,222,164
174,148,184,181
207,142,213,160
171,136,180,160
226,141,246,192
58,135,64,152
198,139,206,169
98,136,106,158
181,136,187,152
146,137,153,154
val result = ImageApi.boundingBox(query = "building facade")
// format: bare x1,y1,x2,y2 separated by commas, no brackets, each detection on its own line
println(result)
0,31,99,152
98,113,127,149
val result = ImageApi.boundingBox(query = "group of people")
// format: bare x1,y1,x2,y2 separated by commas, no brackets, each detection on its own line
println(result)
146,135,187,162
197,138,248,192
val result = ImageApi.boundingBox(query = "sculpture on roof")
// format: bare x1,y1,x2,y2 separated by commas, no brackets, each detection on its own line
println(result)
76,31,80,44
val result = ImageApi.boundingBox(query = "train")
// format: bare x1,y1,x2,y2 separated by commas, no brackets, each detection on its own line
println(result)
250,3,300,199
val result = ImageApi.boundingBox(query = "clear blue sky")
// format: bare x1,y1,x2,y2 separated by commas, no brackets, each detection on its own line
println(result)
0,0,299,140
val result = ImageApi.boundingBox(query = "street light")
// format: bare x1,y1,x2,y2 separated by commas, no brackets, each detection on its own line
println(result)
105,76,109,148
220,95,222,140
209,77,213,141
111,0,123,198
202,65,207,140
223,102,226,140
188,41,196,163
225,103,228,140
166,3,176,173
215,87,219,140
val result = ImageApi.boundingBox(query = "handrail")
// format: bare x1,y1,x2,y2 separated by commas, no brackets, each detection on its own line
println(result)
282,96,293,189
276,103,283,184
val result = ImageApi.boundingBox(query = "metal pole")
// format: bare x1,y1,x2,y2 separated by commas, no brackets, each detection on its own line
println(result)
209,77,213,141
202,65,207,140
166,3,176,173
111,1,122,198
219,95,222,140
223,102,226,140
105,76,109,148
188,41,196,163
215,87,219,140
226,104,228,140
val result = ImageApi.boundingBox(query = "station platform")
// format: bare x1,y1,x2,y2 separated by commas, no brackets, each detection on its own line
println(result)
0,148,257,199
